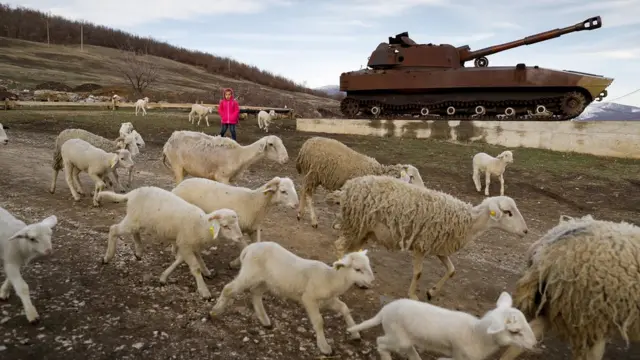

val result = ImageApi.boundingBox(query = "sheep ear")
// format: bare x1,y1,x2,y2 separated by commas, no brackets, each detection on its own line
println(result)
41,215,58,229
489,201,502,220
263,177,281,193
259,141,267,152
333,255,352,270
496,291,513,308
207,213,220,221
110,154,119,168
359,249,368,255
8,228,27,241
209,222,220,239
486,317,506,334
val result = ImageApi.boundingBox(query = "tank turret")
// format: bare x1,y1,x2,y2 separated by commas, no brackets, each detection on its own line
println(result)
340,16,613,121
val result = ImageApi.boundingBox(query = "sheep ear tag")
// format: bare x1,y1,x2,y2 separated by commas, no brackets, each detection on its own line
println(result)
109,157,117,168
209,223,218,239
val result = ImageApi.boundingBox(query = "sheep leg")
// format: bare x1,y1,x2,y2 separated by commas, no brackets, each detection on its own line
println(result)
71,167,86,195
472,167,481,192
4,264,39,324
132,232,144,260
172,165,185,185
327,297,360,340
296,178,314,223
179,248,212,299
229,231,255,269
375,335,396,360
197,114,201,126
582,339,606,360
210,274,254,316
407,251,426,301
102,216,132,264
159,253,183,284
499,173,505,196
127,166,134,189
89,173,106,207
305,194,319,228
426,255,456,301
250,284,272,327
0,278,11,300
64,162,82,201
499,317,549,360
49,168,59,193
205,115,209,127
301,295,332,355
195,252,214,278
484,171,491,196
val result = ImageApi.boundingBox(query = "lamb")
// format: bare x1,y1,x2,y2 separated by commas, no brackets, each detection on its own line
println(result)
0,123,7,145
59,138,134,206
0,207,58,324
119,122,134,137
188,103,214,126
295,136,425,228
327,175,528,301
111,94,122,110
209,241,374,355
499,215,640,360
162,131,289,185
134,97,149,116
472,150,514,196
348,291,537,360
171,176,299,268
50,128,139,194
96,186,244,299
257,109,276,132
116,125,145,187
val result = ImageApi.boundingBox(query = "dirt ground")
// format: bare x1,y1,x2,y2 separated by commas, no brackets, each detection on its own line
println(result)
0,110,639,360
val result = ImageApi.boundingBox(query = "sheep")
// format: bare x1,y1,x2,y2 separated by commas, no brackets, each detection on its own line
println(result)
295,136,425,228
472,150,514,196
111,94,122,110
134,97,149,116
171,176,299,268
209,241,374,355
0,207,58,324
188,103,214,126
162,131,289,185
240,113,248,120
0,123,7,145
257,109,276,132
115,127,145,187
50,128,139,194
499,215,640,360
347,291,537,360
119,122,134,137
96,186,244,299
60,138,134,206
327,175,528,301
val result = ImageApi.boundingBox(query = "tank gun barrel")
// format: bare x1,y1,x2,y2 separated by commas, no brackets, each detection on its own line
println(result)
459,16,602,63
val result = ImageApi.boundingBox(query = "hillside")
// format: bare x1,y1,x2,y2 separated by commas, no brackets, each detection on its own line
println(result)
0,37,341,117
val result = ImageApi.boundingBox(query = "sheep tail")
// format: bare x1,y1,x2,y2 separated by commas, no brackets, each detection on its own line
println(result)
325,190,343,205
95,190,129,204
347,312,383,333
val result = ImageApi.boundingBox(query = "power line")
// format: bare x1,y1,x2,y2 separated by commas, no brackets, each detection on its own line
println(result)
605,88,640,103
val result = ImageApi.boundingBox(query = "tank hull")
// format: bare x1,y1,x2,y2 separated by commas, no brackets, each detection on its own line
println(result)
339,66,614,120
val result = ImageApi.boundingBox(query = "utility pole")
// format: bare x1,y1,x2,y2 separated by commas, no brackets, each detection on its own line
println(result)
228,58,231,73
80,22,84,51
46,11,50,46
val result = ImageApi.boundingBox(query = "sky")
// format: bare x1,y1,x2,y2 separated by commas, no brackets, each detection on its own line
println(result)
6,0,640,106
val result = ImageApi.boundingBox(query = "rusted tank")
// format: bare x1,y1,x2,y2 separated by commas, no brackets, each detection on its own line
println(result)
339,16,614,121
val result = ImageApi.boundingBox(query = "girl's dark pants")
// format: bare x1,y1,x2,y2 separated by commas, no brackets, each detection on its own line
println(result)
220,124,236,140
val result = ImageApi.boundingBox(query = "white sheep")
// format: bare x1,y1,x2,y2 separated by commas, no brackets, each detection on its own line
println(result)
188,103,214,126
50,128,139,194
296,136,424,228
0,123,8,145
472,150,514,196
0,207,58,324
96,186,244,299
119,122,134,138
210,241,374,355
171,176,299,268
499,215,640,360
327,175,528,301
60,138,134,206
348,291,537,360
111,94,122,110
115,125,145,187
162,132,289,185
134,97,149,116
257,109,276,132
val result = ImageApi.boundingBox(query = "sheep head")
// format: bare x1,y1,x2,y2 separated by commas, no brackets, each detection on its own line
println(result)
399,164,424,187
263,177,299,209
479,196,528,237
259,135,289,164
112,149,134,169
496,150,514,163
207,208,243,243
332,249,374,288
484,292,537,351
9,215,58,258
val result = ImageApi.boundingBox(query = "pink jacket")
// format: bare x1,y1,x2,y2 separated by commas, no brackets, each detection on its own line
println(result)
218,87,240,124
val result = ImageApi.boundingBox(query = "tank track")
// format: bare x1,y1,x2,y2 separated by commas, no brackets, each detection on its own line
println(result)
340,91,588,121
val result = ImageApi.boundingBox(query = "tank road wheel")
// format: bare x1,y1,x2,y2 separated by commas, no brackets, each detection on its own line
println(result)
420,107,429,116
446,106,456,115
560,91,587,118
474,105,486,115
535,105,547,114
504,107,515,117
340,97,360,118
370,106,381,117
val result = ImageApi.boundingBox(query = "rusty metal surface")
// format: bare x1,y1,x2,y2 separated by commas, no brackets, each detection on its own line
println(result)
340,16,613,121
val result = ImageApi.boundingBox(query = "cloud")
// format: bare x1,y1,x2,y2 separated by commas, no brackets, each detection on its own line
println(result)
409,32,496,44
214,33,358,43
576,48,640,60
3,0,289,27
323,0,457,18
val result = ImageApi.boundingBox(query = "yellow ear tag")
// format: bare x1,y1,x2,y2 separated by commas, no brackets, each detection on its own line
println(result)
400,170,407,177
109,158,116,167
490,210,496,216
209,223,217,238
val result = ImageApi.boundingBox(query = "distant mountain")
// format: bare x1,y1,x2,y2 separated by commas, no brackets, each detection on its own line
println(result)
313,86,640,121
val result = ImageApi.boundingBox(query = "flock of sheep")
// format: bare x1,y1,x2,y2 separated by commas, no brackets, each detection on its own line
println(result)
0,118,639,360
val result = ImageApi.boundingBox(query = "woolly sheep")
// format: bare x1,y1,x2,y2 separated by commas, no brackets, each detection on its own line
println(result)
328,175,528,301
210,241,374,355
188,103,214,126
162,131,289,185
171,176,299,268
59,138,134,206
0,123,7,145
135,97,149,116
472,150,514,196
348,291,537,360
97,186,244,299
295,136,424,228
499,215,640,360
257,109,276,132
49,128,139,194
115,128,145,187
0,207,58,324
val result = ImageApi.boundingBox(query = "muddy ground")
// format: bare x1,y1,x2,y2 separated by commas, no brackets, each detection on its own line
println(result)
0,110,639,360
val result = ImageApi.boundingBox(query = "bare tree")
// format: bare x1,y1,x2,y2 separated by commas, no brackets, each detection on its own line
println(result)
114,43,160,97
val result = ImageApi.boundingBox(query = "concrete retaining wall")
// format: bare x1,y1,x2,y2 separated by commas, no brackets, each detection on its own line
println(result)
296,118,640,159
